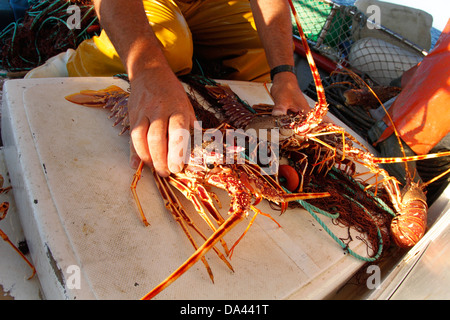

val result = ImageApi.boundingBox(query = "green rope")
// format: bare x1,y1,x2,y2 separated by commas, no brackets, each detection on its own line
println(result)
194,58,205,77
29,0,67,30
328,166,395,217
0,23,18,70
341,194,384,261
77,7,99,40
0,0,98,72
34,15,74,65
285,187,383,262
250,152,385,261
241,149,385,262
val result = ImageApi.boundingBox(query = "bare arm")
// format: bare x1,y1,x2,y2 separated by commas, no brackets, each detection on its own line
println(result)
92,0,166,80
93,0,195,176
250,0,311,115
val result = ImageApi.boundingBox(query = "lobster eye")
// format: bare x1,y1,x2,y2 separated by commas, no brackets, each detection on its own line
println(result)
206,163,215,170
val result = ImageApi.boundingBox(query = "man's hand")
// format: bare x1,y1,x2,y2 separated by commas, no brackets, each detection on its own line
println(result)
270,71,311,115
250,0,311,116
92,0,195,177
128,70,195,177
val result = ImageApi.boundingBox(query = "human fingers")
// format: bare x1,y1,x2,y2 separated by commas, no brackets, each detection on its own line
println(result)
272,103,290,116
130,115,152,165
272,92,310,115
167,112,192,174
147,117,170,177
129,140,141,170
271,78,311,115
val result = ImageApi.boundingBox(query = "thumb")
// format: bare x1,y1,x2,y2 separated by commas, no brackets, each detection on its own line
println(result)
272,104,289,116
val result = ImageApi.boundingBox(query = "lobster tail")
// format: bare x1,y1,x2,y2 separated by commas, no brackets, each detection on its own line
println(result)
391,179,428,248
65,86,131,134
390,180,428,248
390,200,427,248
65,85,126,107
204,84,256,128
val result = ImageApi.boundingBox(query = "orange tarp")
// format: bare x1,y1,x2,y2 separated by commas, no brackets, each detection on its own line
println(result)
377,19,450,155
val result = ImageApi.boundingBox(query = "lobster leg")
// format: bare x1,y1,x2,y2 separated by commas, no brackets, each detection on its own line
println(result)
167,176,230,255
0,202,36,280
152,170,215,282
168,176,226,229
228,209,259,259
241,162,331,211
131,160,231,263
152,168,234,282
216,163,330,257
226,191,330,258
195,184,226,224
130,160,150,226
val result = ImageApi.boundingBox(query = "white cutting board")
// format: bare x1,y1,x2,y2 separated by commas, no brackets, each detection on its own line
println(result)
1,77,372,300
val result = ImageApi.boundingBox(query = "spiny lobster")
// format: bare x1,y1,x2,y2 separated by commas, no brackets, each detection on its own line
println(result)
62,0,450,299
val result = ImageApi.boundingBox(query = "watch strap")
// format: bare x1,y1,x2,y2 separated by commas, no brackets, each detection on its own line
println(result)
270,65,296,80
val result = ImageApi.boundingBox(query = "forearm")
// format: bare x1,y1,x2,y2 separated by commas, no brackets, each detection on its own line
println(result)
250,0,294,69
93,0,172,81
251,0,311,115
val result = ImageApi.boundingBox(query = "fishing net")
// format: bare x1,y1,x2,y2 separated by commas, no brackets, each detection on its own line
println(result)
0,0,98,72
291,0,429,84
275,136,395,261
292,0,449,205
292,0,427,139
303,165,394,259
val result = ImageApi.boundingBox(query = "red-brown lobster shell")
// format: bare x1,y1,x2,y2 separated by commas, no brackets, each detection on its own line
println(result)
390,179,428,248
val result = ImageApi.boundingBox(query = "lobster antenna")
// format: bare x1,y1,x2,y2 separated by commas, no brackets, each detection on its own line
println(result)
421,167,450,188
288,0,409,177
287,0,327,108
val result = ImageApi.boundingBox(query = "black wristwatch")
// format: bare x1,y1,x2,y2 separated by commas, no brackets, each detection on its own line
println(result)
270,65,296,81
